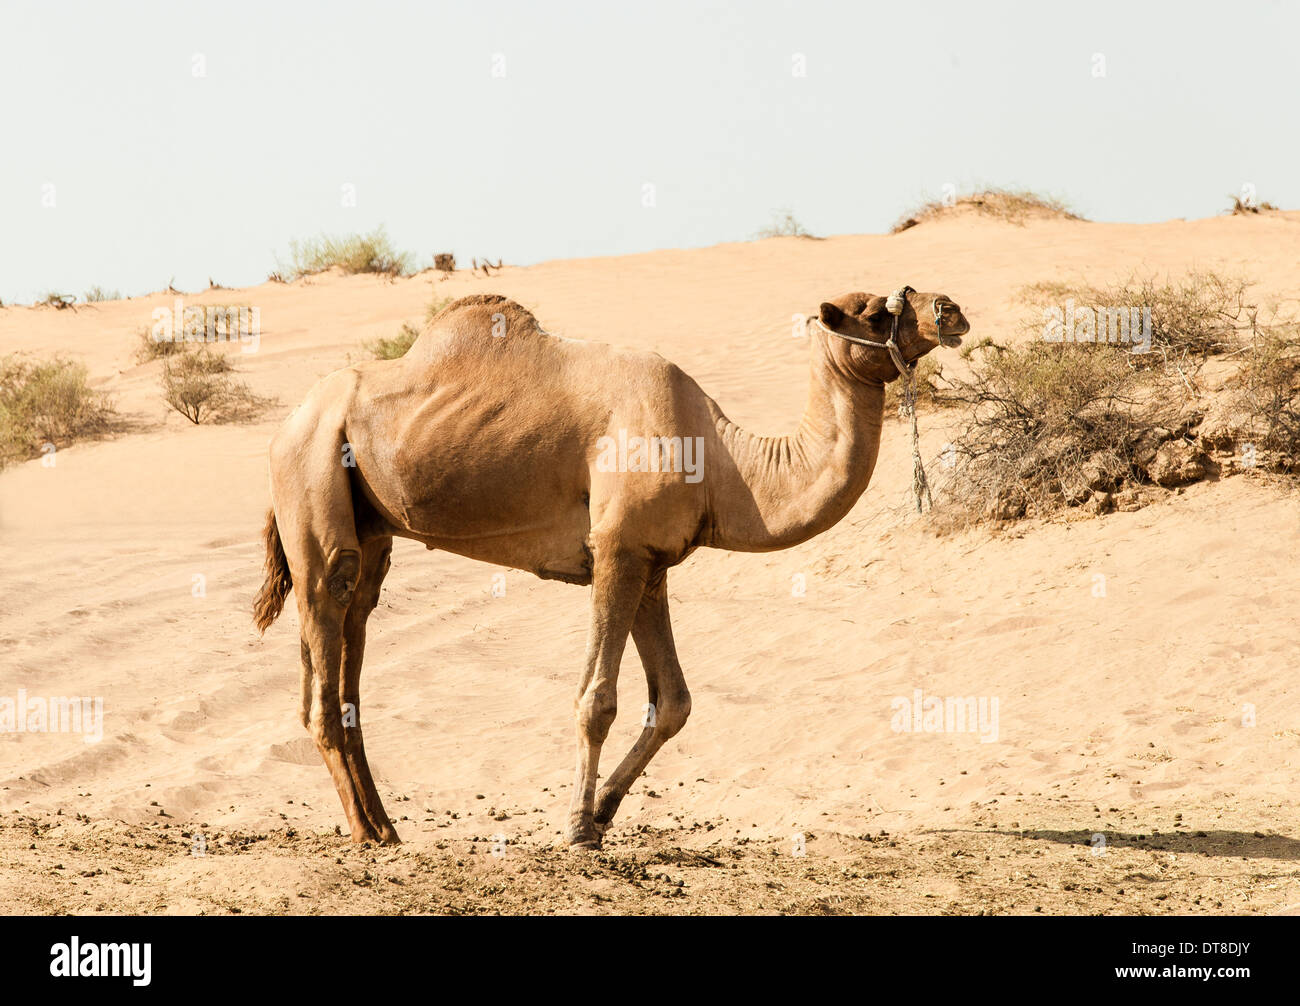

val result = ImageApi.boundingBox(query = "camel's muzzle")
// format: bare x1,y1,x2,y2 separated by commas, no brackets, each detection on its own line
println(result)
934,301,968,348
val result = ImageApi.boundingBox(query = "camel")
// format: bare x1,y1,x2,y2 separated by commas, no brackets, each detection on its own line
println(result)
253,289,970,847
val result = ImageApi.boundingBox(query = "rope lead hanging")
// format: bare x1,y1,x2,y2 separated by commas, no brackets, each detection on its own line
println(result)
885,288,933,515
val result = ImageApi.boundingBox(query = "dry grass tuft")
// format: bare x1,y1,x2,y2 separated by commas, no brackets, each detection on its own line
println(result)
756,210,816,239
892,188,1082,234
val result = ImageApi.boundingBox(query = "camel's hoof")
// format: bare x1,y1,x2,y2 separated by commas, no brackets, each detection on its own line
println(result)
565,817,603,849
349,822,401,845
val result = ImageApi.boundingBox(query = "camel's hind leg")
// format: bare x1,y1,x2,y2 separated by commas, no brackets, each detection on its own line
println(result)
592,569,691,839
338,536,399,843
292,547,380,843
270,416,385,843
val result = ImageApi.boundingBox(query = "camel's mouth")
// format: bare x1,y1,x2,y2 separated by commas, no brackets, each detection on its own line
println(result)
930,299,969,348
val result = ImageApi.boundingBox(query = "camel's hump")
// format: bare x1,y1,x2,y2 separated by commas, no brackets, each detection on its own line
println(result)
429,294,543,340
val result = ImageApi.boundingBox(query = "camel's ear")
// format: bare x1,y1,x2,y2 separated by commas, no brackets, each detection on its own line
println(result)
819,302,846,330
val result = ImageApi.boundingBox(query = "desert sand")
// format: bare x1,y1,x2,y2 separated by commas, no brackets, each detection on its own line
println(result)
2,210,1299,914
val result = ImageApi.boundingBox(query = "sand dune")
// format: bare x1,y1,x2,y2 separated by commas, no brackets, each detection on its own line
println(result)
2,212,1299,914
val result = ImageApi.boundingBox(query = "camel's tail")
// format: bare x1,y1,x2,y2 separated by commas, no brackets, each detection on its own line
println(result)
253,508,292,633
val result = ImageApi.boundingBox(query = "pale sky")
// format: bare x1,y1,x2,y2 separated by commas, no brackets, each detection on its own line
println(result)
1,0,1297,304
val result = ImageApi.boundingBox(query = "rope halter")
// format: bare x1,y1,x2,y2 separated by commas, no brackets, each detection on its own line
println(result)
806,286,937,515
807,285,916,377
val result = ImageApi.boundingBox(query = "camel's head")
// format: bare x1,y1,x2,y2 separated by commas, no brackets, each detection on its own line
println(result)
816,289,969,384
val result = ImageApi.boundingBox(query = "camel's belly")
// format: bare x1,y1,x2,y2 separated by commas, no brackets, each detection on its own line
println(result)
394,501,594,586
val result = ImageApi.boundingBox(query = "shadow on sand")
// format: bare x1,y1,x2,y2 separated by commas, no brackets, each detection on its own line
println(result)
926,827,1300,861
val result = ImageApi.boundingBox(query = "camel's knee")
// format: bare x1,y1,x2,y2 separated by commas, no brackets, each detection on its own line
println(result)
325,547,363,607
309,718,343,756
308,696,346,752
576,685,617,744
654,688,691,740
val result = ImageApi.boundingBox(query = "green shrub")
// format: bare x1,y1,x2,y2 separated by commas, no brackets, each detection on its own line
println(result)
424,296,453,324
366,322,422,360
282,226,413,279
0,355,115,466
366,299,454,359
160,347,265,424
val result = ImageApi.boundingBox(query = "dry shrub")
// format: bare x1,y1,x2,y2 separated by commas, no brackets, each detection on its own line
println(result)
135,327,182,362
1228,195,1279,215
937,342,1176,522
756,210,815,239
0,354,115,467
434,253,456,272
892,188,1081,233
84,286,121,303
1019,271,1255,361
160,347,266,424
282,226,412,279
937,271,1300,525
133,305,253,364
37,292,77,310
1234,325,1300,469
885,354,957,412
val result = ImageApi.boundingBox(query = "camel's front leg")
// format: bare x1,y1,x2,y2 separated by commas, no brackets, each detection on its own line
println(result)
593,570,691,839
566,542,649,849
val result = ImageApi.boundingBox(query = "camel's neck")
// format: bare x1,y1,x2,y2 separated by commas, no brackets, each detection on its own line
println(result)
705,329,885,552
